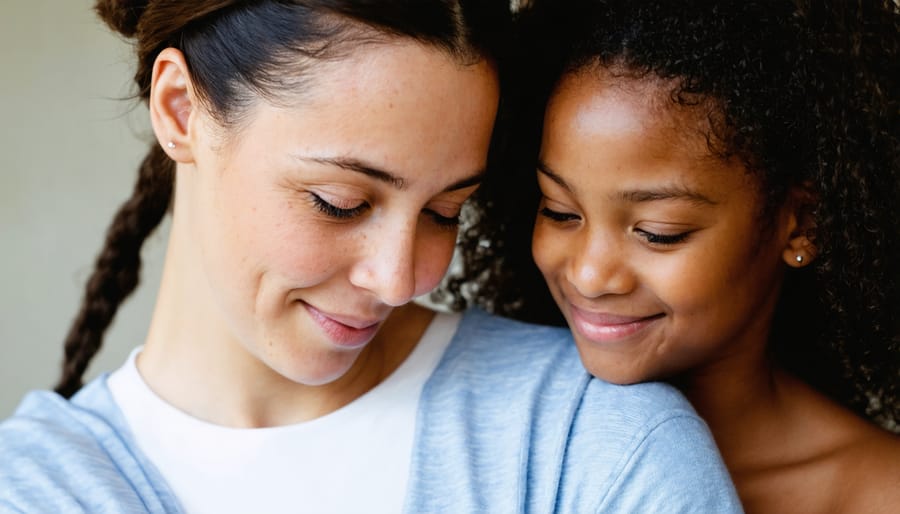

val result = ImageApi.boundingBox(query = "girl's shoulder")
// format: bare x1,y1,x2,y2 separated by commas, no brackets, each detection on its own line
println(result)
754,378,900,513
836,421,900,513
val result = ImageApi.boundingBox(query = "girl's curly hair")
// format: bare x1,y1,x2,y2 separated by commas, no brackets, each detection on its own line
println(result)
436,0,900,431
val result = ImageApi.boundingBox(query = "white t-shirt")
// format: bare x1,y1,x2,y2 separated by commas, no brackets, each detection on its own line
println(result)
108,312,460,514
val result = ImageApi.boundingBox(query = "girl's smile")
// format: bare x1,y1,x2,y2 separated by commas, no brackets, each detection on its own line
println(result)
567,304,666,345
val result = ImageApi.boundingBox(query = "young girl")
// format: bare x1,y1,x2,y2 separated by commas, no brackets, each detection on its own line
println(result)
0,1,742,512
453,0,900,512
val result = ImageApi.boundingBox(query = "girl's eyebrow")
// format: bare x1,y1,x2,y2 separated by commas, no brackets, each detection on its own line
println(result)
619,187,717,206
538,158,716,206
537,160,572,191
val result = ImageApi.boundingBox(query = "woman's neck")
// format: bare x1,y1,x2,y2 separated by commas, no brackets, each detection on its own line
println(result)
139,301,432,428
137,220,433,428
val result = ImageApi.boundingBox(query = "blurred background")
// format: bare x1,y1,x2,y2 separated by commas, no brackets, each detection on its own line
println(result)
0,0,166,416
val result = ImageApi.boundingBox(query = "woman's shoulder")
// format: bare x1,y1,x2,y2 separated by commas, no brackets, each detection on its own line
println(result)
412,309,741,512
445,308,700,413
446,308,576,364
434,308,707,424
0,377,181,513
455,307,573,344
426,308,584,411
0,382,114,460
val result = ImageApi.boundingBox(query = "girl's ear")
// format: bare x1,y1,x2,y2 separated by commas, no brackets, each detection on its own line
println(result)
149,47,197,164
782,183,818,268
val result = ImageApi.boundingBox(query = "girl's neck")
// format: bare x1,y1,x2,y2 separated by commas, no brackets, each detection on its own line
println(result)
677,346,877,476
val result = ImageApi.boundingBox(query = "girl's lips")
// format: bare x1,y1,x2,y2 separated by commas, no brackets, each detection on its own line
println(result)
303,303,382,349
569,304,664,344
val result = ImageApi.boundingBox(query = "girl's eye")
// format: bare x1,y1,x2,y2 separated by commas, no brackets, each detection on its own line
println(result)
634,228,691,245
539,206,581,223
310,193,369,219
426,210,460,230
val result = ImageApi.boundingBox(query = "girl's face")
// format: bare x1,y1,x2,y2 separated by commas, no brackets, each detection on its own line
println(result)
180,42,498,386
532,70,794,384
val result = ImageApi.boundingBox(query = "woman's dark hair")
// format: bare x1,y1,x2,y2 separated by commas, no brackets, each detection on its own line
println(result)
56,0,510,398
445,0,900,430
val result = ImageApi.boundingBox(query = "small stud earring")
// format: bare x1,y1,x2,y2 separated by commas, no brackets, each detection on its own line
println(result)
166,141,176,149
795,255,803,263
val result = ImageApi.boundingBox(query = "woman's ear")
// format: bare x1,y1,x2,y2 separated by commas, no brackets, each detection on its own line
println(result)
782,183,818,268
149,47,197,163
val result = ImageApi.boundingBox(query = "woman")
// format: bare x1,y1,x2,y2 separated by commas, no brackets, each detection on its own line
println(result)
0,1,741,512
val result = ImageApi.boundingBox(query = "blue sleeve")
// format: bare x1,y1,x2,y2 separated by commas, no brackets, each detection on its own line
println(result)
555,376,744,513
595,414,743,513
407,310,743,513
0,387,182,514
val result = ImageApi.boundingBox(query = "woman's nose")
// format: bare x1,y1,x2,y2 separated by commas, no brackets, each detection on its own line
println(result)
348,221,418,307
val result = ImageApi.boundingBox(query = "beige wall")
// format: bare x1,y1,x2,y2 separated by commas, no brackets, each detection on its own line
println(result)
0,0,166,416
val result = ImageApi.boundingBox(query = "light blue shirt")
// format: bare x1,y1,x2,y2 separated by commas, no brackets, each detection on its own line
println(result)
0,309,742,513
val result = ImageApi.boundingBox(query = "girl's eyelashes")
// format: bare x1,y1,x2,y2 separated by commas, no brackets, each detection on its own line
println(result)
539,206,581,223
310,193,369,219
633,228,691,245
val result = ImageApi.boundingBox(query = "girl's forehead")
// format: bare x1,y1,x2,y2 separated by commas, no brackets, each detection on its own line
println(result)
549,70,716,159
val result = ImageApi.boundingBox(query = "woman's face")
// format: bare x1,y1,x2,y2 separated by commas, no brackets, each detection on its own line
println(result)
532,70,792,384
183,41,498,386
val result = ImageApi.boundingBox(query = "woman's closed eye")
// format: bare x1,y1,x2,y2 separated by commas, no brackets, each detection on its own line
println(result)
426,210,461,229
311,191,460,229
310,192,369,219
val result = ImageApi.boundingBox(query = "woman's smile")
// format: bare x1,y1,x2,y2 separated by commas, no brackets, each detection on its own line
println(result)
302,302,384,350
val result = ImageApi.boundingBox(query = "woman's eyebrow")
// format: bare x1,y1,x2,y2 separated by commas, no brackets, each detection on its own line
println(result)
298,155,407,189
295,155,485,192
443,171,485,192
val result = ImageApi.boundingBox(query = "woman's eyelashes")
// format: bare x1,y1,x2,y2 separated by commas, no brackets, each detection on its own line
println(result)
309,192,460,228
428,210,461,229
310,192,369,219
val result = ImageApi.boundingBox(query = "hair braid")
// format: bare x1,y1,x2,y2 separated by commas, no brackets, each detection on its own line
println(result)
55,145,173,398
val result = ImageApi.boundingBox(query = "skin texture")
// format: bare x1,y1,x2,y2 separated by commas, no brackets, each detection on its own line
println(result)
532,69,900,513
137,41,499,428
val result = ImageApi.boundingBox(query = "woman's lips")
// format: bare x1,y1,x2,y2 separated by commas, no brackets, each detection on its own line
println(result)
569,304,664,344
303,303,382,349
